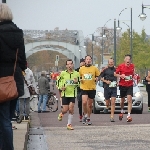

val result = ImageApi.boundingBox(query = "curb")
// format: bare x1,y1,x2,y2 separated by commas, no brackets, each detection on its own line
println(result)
23,122,29,150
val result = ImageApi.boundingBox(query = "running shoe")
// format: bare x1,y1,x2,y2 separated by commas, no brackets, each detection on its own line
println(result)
82,116,87,124
58,113,63,121
127,116,132,122
16,116,24,124
67,124,74,130
86,119,92,125
119,113,123,121
110,117,115,122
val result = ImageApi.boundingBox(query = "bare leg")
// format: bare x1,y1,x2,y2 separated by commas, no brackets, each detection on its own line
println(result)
82,95,88,115
110,97,116,118
87,98,93,118
120,97,125,111
127,95,132,114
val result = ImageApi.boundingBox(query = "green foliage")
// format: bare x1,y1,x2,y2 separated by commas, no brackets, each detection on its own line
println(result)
116,29,150,70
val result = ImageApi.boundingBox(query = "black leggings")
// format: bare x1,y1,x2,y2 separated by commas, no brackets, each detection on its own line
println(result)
147,90,150,107
78,100,82,116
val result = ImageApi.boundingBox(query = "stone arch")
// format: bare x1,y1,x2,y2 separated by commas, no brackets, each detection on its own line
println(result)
25,40,86,68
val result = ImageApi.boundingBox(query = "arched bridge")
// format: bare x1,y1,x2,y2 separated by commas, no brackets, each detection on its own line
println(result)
24,30,87,68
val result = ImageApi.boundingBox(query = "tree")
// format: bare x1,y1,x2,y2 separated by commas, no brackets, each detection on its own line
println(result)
116,29,150,78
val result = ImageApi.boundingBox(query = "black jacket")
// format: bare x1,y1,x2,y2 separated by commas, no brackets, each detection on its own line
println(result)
100,66,117,88
0,21,27,97
75,67,81,93
143,76,150,91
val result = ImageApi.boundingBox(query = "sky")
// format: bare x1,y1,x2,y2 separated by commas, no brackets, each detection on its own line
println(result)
2,0,150,38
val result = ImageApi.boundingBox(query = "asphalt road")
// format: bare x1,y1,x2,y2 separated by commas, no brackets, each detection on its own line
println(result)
37,85,150,127
30,84,150,150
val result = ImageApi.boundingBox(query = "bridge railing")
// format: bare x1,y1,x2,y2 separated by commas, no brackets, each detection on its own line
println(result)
23,30,79,45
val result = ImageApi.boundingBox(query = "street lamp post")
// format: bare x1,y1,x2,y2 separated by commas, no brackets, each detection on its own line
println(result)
101,29,105,65
130,8,133,61
101,29,108,64
79,45,86,62
100,54,102,66
79,49,81,60
117,8,133,61
101,19,112,65
92,34,94,64
139,4,150,21
114,19,117,66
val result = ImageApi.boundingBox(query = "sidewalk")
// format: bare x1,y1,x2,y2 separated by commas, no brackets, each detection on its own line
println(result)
13,122,29,150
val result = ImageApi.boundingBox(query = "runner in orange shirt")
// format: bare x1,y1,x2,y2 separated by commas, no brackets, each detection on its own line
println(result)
51,71,58,90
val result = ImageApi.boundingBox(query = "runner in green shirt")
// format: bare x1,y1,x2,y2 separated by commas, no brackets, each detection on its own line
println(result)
57,59,80,130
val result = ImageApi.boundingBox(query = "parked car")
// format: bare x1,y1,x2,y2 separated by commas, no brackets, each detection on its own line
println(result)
93,81,143,114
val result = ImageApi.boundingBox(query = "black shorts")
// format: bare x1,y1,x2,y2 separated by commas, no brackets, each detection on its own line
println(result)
62,97,75,105
81,90,96,99
119,85,133,98
104,87,117,100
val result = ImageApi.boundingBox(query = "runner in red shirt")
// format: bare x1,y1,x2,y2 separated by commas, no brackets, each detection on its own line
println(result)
114,54,134,122
51,71,58,90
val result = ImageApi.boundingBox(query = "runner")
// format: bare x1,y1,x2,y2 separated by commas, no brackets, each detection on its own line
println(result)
79,55,100,125
75,58,85,122
100,58,117,122
57,59,80,130
51,71,58,90
114,54,134,122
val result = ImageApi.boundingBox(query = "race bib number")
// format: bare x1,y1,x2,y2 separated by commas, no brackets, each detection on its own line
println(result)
65,80,74,85
125,75,132,81
83,74,92,80
109,81,117,87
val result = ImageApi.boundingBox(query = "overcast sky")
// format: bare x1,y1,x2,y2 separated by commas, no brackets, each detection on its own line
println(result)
2,0,150,37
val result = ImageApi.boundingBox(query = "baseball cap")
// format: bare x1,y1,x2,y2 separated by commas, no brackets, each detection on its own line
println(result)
80,58,85,63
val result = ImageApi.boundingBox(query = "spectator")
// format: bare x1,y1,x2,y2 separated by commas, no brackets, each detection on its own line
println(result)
143,71,150,112
17,68,35,123
0,4,26,150
38,71,50,113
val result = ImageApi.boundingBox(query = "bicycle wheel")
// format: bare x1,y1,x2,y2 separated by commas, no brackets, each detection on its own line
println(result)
30,95,38,112
47,94,58,112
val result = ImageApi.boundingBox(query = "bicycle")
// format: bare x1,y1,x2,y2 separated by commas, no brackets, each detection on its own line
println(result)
31,85,59,112
30,95,38,112
46,90,58,112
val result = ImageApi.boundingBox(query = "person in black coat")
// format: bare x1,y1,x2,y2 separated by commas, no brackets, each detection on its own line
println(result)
0,4,27,150
143,71,150,112
75,58,85,122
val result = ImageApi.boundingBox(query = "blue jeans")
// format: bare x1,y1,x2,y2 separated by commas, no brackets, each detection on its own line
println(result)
38,95,48,111
16,99,19,116
0,98,18,150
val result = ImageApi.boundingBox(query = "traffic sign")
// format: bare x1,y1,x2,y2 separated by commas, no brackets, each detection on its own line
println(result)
56,55,59,61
